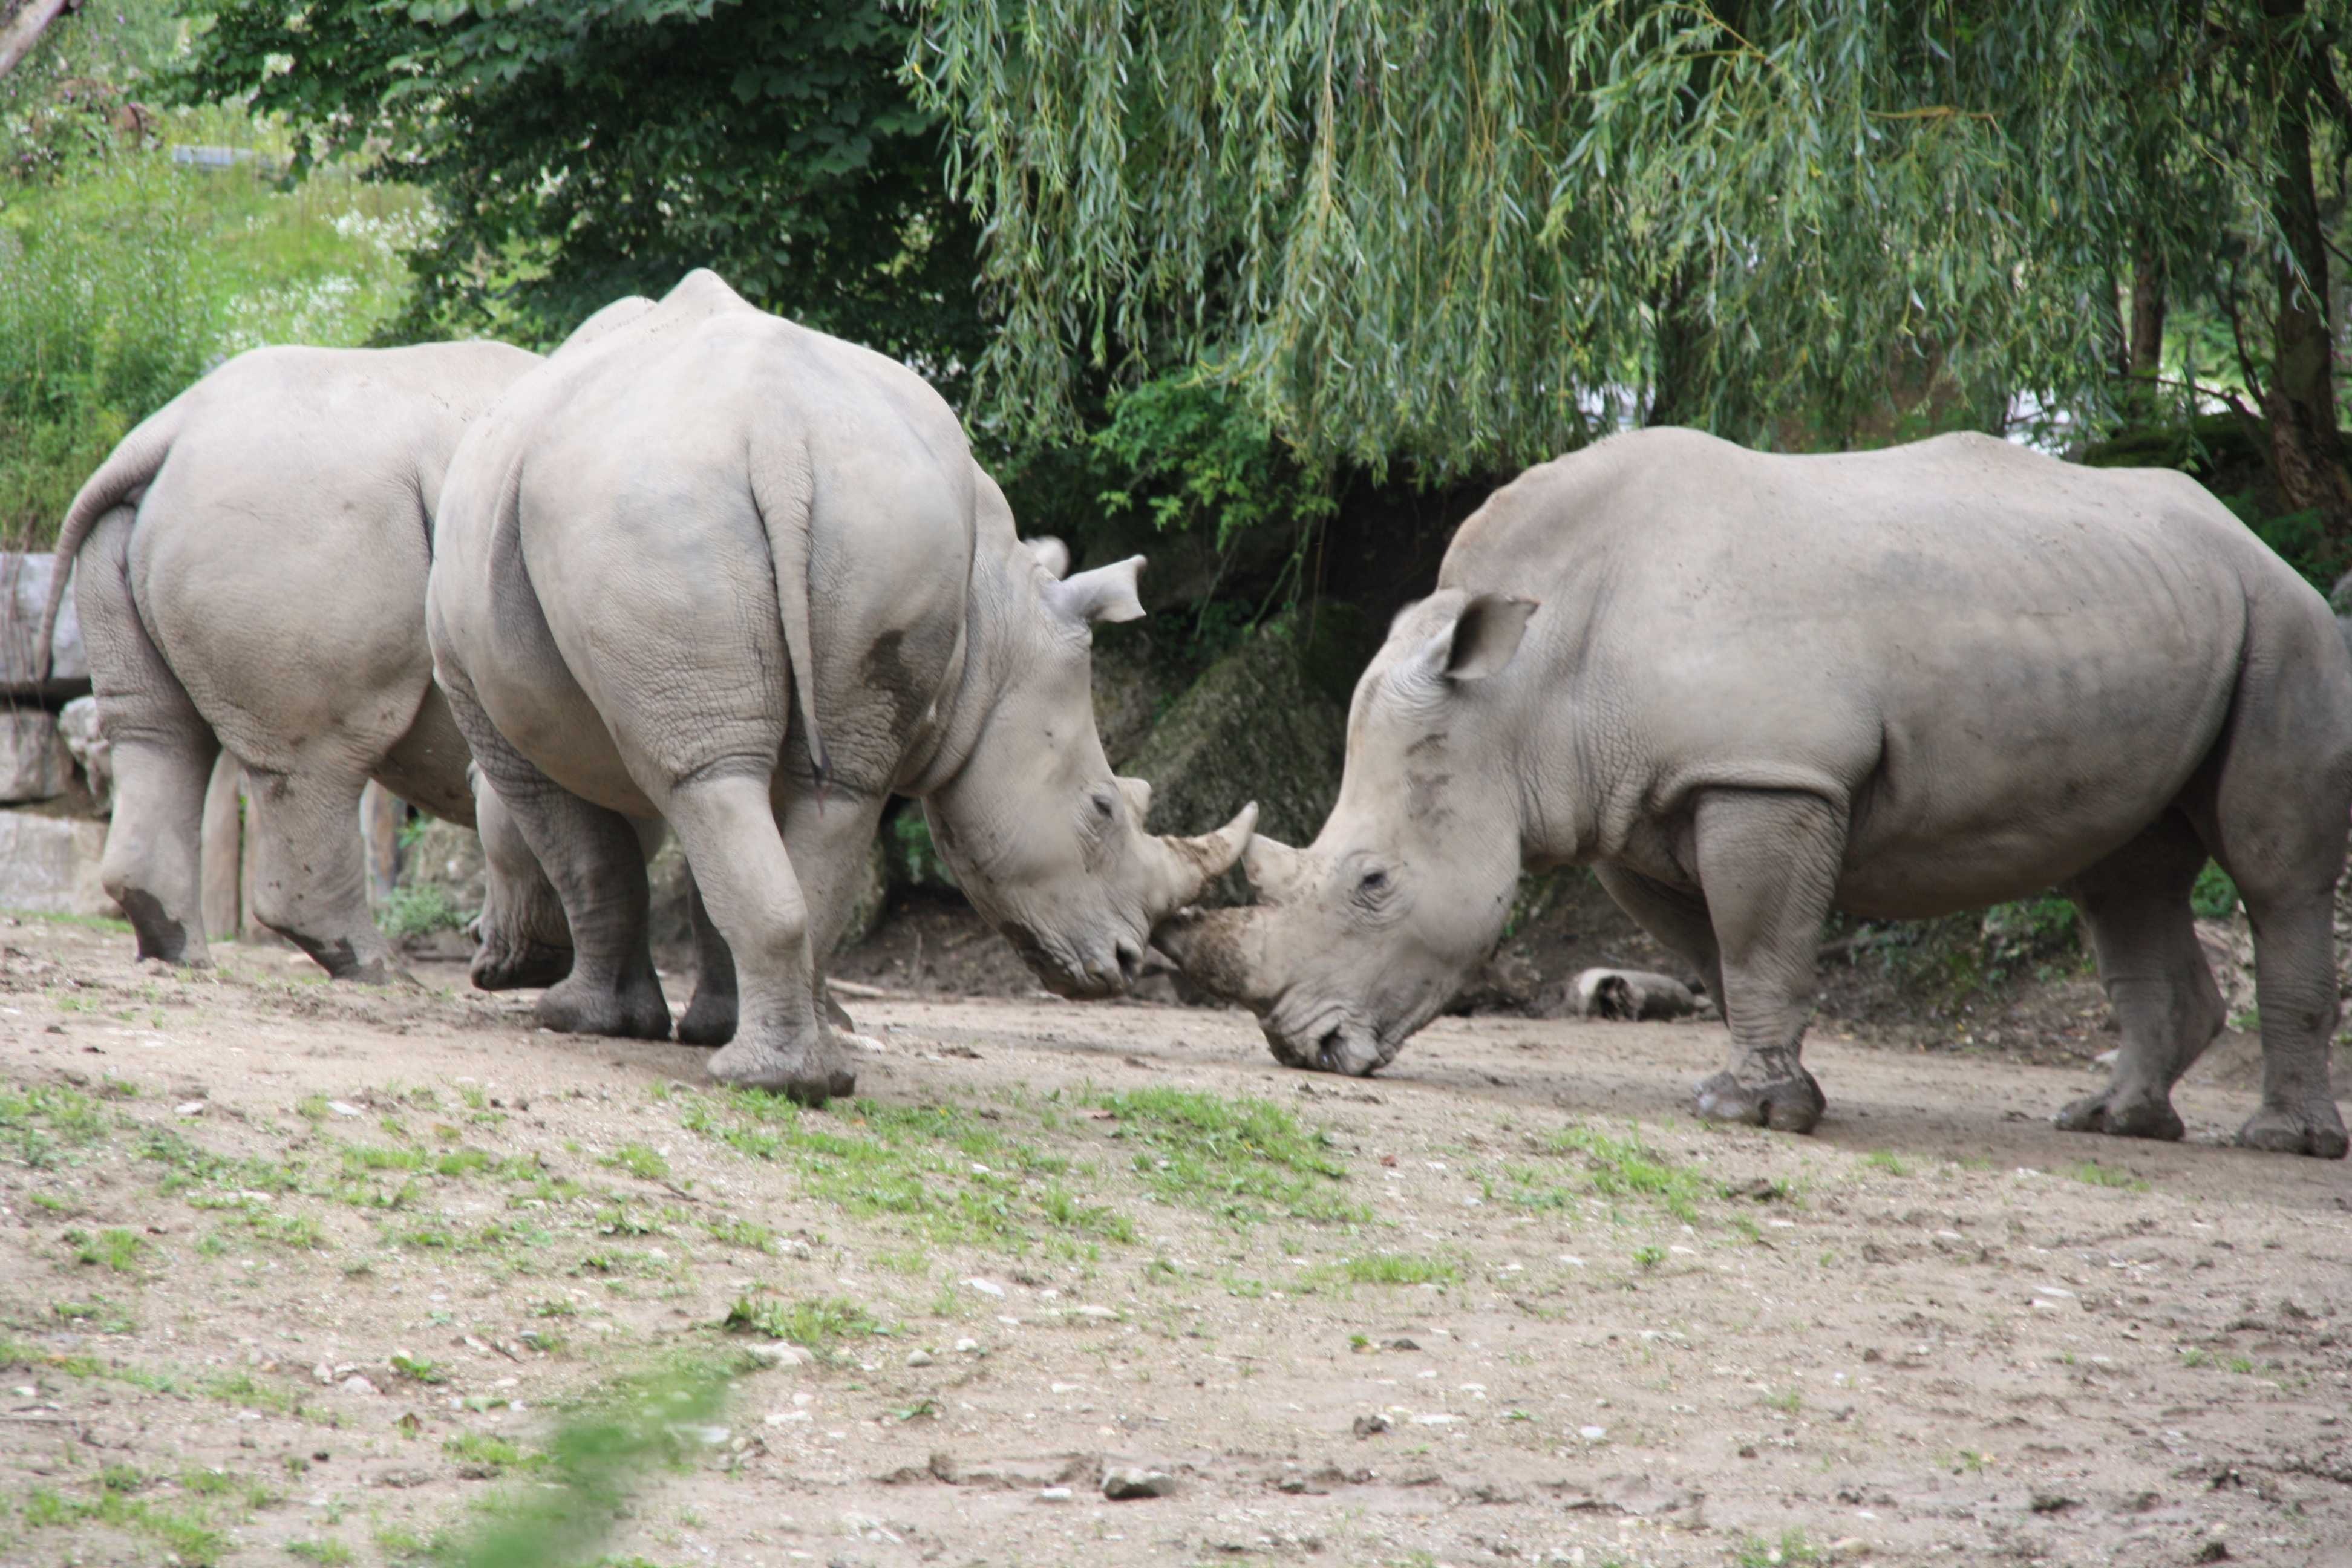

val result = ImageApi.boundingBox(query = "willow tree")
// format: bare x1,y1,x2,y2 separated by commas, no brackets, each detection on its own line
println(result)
910,2,2315,482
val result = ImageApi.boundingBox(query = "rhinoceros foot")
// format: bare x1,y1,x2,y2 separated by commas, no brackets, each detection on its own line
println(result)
675,991,737,1048
535,972,672,1041
707,1027,854,1108
470,935,573,992
2053,1087,2184,1143
2235,1100,2350,1160
1694,1067,1825,1133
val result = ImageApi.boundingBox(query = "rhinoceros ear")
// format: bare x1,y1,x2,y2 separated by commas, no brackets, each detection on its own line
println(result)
1440,594,1537,681
1048,555,1147,625
1025,537,1071,580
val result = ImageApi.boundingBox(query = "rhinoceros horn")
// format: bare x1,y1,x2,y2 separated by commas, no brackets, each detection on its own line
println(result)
1145,801,1258,915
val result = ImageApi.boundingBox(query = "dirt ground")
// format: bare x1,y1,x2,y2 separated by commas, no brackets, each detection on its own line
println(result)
4,914,2352,1568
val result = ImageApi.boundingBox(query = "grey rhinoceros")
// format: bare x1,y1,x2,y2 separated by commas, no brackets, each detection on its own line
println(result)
1160,428,2352,1158
425,270,1255,1104
34,341,576,986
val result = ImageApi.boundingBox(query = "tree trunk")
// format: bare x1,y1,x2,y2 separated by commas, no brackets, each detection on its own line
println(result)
0,0,71,78
2127,244,2166,382
2259,0,2352,541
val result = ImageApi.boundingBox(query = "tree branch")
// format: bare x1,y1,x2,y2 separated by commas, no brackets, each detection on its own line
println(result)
0,0,71,78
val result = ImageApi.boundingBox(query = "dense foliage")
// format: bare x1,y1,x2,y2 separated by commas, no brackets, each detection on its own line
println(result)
178,0,983,369
916,0,2352,544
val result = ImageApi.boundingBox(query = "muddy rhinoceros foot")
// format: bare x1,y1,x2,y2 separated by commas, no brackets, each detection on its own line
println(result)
1694,1067,1825,1133
2053,1086,2184,1143
675,989,737,1048
471,934,573,992
2235,1099,2350,1160
535,972,671,1041
707,1024,854,1107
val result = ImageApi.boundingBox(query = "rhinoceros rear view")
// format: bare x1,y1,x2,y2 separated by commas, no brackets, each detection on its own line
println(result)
1161,428,2352,1158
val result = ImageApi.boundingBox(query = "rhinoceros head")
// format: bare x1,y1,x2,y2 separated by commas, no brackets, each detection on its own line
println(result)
1157,590,1538,1073
924,532,1257,998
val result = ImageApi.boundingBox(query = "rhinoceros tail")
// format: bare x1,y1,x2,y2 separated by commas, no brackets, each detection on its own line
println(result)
746,428,829,797
34,401,184,682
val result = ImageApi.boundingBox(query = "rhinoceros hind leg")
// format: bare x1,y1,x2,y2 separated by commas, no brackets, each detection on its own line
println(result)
2055,812,2216,1145
1686,788,1847,1136
675,875,739,1048
440,677,668,1037
667,773,852,1106
469,776,573,991
78,508,217,969
244,766,405,985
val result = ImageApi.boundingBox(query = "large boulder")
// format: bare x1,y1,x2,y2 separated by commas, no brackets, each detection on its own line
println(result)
0,708,73,803
0,554,89,701
1124,607,1374,854
0,809,116,917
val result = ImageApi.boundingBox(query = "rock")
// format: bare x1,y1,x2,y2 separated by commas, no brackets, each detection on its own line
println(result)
55,698,107,812
1088,628,1166,769
1351,1413,1391,1438
0,554,89,700
1036,1486,1074,1503
312,1362,335,1386
0,810,116,916
742,1343,810,1368
339,1374,380,1396
905,1349,935,1368
1102,1466,1178,1500
1125,612,1367,866
0,709,74,803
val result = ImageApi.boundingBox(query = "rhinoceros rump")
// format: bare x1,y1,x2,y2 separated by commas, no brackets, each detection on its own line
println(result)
1160,428,2352,1158
427,270,1252,1106
34,342,574,985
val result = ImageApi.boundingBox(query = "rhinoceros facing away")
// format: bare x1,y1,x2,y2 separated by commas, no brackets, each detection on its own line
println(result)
427,270,1253,1105
34,342,574,986
1161,428,2352,1157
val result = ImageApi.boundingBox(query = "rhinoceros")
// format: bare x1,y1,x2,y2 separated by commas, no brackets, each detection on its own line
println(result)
425,270,1254,1104
33,342,577,985
1160,428,2352,1157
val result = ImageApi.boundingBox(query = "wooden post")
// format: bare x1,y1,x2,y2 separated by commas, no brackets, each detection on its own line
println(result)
358,781,400,909
199,751,241,944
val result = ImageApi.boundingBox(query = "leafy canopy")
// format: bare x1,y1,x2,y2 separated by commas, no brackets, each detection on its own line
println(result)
179,0,982,365
910,1,2278,470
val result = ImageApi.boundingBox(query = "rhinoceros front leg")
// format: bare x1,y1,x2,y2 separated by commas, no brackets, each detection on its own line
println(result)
2053,814,2218,1145
666,773,880,1106
1687,788,1844,1134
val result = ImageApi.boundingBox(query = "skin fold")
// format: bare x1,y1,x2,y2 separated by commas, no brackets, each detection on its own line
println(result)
1161,428,2352,1159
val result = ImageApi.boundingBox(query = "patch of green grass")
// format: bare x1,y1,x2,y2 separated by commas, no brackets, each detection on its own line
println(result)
1080,1086,1363,1226
287,1538,356,1565
1546,1123,1716,1224
599,1143,671,1182
1631,1244,1667,1269
724,1296,882,1362
1762,1388,1802,1414
1318,1253,1457,1288
701,1217,776,1253
672,1089,1126,1253
1860,1149,1910,1176
203,1371,296,1413
390,1353,446,1385
377,884,473,941
1734,1531,1821,1567
444,1432,541,1474
64,1226,147,1272
0,1082,116,1168
2065,1160,2149,1191
15,1483,228,1565
50,1296,134,1333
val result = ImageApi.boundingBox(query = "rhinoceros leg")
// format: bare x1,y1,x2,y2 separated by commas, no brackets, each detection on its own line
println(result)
2052,814,2216,1144
675,875,737,1047
666,773,872,1106
78,510,218,967
468,779,574,993
2233,895,2348,1158
439,675,670,1040
1592,866,1726,1007
242,766,404,984
1686,788,1843,1133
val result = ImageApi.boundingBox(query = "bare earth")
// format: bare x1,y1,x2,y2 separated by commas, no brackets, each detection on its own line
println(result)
3,914,2351,1568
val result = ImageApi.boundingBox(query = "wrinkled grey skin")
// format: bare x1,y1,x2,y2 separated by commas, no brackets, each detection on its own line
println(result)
427,270,1253,1105
1161,428,2352,1158
34,343,574,986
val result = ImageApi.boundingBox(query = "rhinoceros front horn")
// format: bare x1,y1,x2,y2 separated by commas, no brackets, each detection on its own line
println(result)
1149,801,1258,913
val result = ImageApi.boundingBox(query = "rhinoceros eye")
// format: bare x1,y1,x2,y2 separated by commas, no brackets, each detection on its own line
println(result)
1091,790,1117,819
1356,869,1389,897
